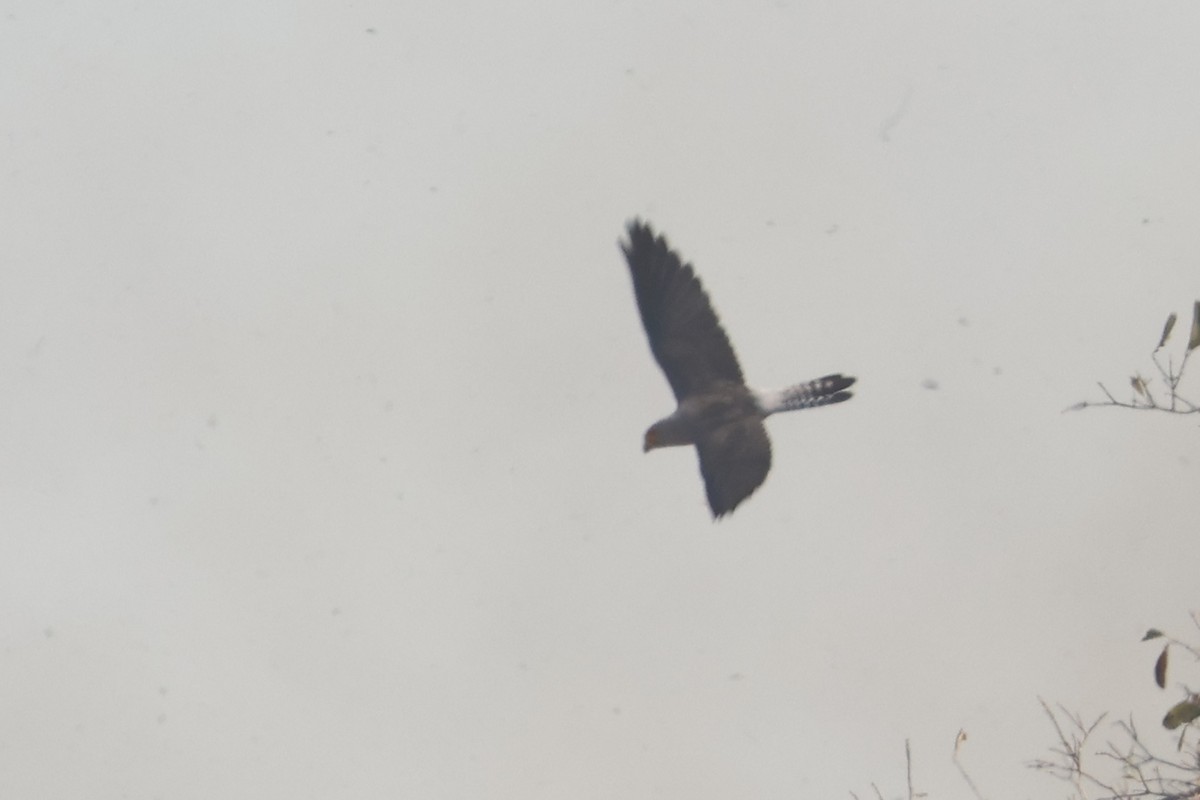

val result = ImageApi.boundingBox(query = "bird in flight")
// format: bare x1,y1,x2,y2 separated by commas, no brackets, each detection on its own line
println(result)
620,220,855,518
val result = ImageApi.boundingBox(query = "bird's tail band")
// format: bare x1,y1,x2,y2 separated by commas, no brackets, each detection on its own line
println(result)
757,373,855,415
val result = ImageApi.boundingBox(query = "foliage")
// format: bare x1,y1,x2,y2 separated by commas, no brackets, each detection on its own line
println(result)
1030,612,1200,800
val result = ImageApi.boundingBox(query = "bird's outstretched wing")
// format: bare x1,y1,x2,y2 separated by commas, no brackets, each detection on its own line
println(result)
621,220,745,401
696,417,772,517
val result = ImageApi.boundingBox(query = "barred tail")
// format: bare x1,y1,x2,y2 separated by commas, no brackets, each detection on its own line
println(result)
756,373,856,415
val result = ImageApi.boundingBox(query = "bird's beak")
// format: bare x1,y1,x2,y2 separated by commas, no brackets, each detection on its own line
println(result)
643,431,655,452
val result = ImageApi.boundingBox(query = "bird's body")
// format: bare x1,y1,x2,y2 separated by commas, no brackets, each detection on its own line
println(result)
620,220,854,518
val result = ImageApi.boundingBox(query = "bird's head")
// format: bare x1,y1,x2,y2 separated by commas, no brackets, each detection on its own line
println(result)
644,416,690,452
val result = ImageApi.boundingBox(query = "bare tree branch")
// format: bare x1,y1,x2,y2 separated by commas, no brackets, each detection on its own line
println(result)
1069,303,1200,415
1032,616,1200,800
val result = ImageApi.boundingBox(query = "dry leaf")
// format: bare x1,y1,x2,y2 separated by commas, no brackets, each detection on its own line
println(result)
1155,645,1169,689
1163,699,1200,730
1189,301,1200,352
1159,312,1178,349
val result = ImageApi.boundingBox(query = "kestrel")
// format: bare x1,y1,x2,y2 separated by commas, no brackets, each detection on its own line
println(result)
621,220,855,518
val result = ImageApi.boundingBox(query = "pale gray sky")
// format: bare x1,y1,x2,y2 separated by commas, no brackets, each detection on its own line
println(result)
4,2,1200,798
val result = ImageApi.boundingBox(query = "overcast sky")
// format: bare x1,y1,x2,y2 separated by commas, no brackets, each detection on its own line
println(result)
4,2,1200,798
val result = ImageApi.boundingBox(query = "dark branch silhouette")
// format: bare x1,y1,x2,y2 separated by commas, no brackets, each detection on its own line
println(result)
1030,613,1200,800
1068,301,1200,415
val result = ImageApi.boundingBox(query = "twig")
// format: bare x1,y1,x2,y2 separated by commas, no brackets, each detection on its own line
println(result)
954,729,987,800
906,739,915,800
1071,303,1200,415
